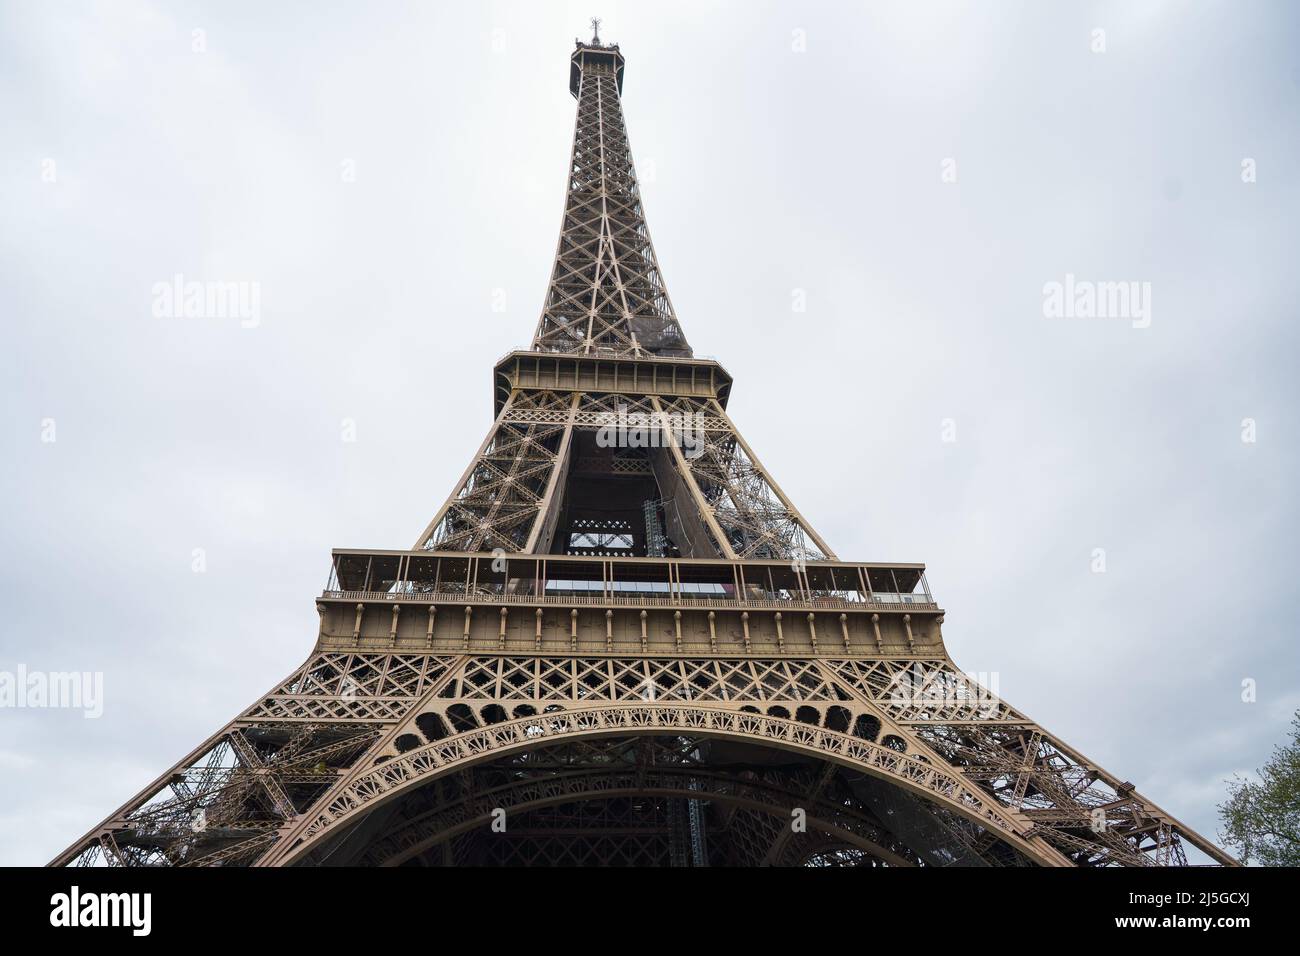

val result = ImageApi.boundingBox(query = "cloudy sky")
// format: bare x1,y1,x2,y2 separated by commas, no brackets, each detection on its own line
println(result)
2,0,1297,866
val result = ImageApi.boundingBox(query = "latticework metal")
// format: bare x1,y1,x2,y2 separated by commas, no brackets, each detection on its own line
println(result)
51,31,1234,869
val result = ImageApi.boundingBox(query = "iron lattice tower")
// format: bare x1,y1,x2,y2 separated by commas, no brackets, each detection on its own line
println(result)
54,32,1234,868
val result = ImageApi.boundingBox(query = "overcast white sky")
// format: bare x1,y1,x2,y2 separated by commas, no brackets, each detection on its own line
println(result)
2,0,1297,865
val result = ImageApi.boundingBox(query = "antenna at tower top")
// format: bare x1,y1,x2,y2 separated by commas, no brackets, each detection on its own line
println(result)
590,17,601,45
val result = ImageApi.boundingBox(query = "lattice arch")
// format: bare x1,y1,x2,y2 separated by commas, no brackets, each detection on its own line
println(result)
347,765,922,867
262,705,1055,866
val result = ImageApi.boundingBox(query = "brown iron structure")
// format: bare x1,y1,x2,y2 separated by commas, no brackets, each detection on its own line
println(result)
53,30,1235,868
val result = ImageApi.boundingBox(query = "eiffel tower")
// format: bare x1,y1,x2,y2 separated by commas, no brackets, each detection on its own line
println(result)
54,27,1234,868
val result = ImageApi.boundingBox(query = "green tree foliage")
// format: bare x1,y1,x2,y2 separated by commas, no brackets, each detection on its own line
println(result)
1218,709,1300,866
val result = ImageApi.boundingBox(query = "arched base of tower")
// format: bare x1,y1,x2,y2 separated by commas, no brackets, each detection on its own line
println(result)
52,651,1233,868
290,736,1039,867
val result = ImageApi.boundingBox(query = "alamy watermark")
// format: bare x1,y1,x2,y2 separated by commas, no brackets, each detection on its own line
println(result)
886,663,1001,719
1042,273,1150,329
594,403,705,459
152,273,261,328
0,665,103,718
50,886,150,936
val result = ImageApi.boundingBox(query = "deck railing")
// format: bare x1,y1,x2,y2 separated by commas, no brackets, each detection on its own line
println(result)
323,548,937,612
319,588,938,612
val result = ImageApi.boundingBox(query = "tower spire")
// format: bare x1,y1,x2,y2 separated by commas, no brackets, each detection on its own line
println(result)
534,33,691,357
